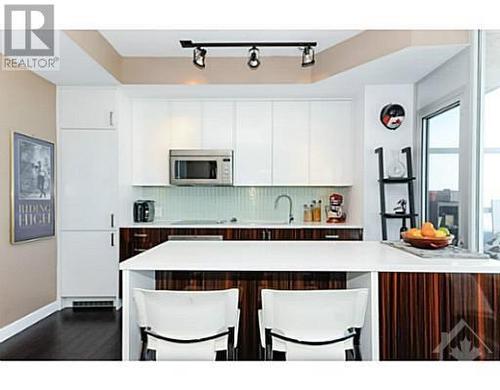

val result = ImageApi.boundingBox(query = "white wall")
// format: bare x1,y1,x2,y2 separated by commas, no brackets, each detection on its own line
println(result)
415,48,473,247
347,90,365,228
362,84,416,240
416,48,469,110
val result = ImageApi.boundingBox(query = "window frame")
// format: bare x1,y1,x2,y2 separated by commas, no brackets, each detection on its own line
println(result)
419,99,461,229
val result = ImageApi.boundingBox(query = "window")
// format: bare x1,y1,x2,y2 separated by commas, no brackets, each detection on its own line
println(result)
480,30,500,258
422,103,461,242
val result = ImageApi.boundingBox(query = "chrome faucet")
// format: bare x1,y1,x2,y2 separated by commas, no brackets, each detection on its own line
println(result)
274,194,294,224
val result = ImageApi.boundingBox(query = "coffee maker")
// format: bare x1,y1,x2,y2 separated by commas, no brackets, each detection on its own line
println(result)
326,193,346,223
133,200,155,223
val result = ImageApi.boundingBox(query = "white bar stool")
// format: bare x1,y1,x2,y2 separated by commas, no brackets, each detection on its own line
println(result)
259,288,369,361
133,288,239,360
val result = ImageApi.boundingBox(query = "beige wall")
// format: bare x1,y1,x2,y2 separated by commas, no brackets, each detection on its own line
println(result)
0,55,57,328
65,30,470,85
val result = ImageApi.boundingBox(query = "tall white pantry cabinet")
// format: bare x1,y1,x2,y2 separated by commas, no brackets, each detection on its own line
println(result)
58,87,119,305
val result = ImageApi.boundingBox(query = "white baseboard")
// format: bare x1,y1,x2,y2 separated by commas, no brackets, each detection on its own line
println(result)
0,300,60,343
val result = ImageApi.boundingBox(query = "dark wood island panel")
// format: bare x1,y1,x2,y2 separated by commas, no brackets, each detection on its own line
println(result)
156,271,346,360
379,272,500,360
119,226,362,359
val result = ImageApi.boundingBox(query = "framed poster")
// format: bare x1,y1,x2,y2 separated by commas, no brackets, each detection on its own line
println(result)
11,132,55,244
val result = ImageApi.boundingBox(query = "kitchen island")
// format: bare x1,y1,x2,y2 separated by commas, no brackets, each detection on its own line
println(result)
120,240,500,361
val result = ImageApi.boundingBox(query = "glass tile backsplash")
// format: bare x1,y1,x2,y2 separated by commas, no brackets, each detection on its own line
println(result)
138,186,348,223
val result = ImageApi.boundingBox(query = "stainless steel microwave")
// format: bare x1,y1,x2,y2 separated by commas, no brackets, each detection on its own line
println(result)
169,149,233,186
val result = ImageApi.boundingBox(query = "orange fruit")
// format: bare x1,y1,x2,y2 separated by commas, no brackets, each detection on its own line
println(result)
421,222,436,238
407,228,422,238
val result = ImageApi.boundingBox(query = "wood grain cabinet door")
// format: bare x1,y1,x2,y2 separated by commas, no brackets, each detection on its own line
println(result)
379,272,500,360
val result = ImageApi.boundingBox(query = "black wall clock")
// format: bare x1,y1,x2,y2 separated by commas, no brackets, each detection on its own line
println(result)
380,103,405,130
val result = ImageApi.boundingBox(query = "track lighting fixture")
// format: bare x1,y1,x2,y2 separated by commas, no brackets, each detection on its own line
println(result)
247,47,260,69
301,46,315,67
180,40,317,70
193,47,207,69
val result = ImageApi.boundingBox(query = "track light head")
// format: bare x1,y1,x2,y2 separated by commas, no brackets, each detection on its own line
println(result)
301,46,315,67
193,47,207,69
247,47,260,69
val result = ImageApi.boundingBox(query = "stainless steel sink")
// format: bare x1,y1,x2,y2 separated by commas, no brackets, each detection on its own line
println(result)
171,220,228,225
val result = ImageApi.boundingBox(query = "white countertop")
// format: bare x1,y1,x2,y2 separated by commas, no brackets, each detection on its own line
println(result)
122,221,363,229
119,240,500,273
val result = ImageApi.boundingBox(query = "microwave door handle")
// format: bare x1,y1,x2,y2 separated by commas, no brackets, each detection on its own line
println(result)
175,161,180,179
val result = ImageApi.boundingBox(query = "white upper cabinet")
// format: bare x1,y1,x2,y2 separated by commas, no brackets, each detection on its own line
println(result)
126,98,353,187
272,101,310,185
170,101,202,149
309,101,353,185
132,100,171,186
59,129,118,230
234,101,273,185
201,101,234,149
59,88,117,129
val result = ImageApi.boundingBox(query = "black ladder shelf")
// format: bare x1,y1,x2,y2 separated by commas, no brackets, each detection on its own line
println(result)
375,146,418,240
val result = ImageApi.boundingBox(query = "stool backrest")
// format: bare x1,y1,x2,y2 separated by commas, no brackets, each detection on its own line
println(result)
134,288,239,360
261,288,369,360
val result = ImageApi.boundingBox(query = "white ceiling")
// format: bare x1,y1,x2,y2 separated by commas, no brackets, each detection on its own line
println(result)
99,30,361,57
122,44,468,98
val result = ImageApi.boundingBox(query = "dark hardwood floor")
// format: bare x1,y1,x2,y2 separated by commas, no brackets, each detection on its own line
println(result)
0,308,122,360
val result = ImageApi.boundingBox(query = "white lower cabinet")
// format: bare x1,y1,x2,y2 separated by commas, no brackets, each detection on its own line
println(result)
60,231,118,298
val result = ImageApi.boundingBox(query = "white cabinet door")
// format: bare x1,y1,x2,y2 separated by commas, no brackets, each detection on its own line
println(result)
310,101,353,185
60,231,118,297
59,88,117,129
201,101,234,149
170,101,202,149
132,100,170,186
59,130,118,230
234,101,273,185
272,101,310,185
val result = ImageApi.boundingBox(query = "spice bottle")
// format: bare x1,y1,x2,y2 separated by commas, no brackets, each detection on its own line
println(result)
312,200,321,222
303,204,312,222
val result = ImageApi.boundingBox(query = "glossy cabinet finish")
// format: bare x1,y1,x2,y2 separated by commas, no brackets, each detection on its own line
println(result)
169,101,203,149
131,100,171,186
60,230,118,297
272,101,310,185
58,87,119,300
130,99,353,186
59,88,116,129
310,101,353,185
59,129,118,230
379,272,500,360
201,101,234,149
234,101,273,185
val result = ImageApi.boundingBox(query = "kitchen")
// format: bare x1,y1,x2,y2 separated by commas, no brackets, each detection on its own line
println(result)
1,5,500,386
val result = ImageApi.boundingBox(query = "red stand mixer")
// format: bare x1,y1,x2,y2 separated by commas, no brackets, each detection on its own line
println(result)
326,193,347,223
